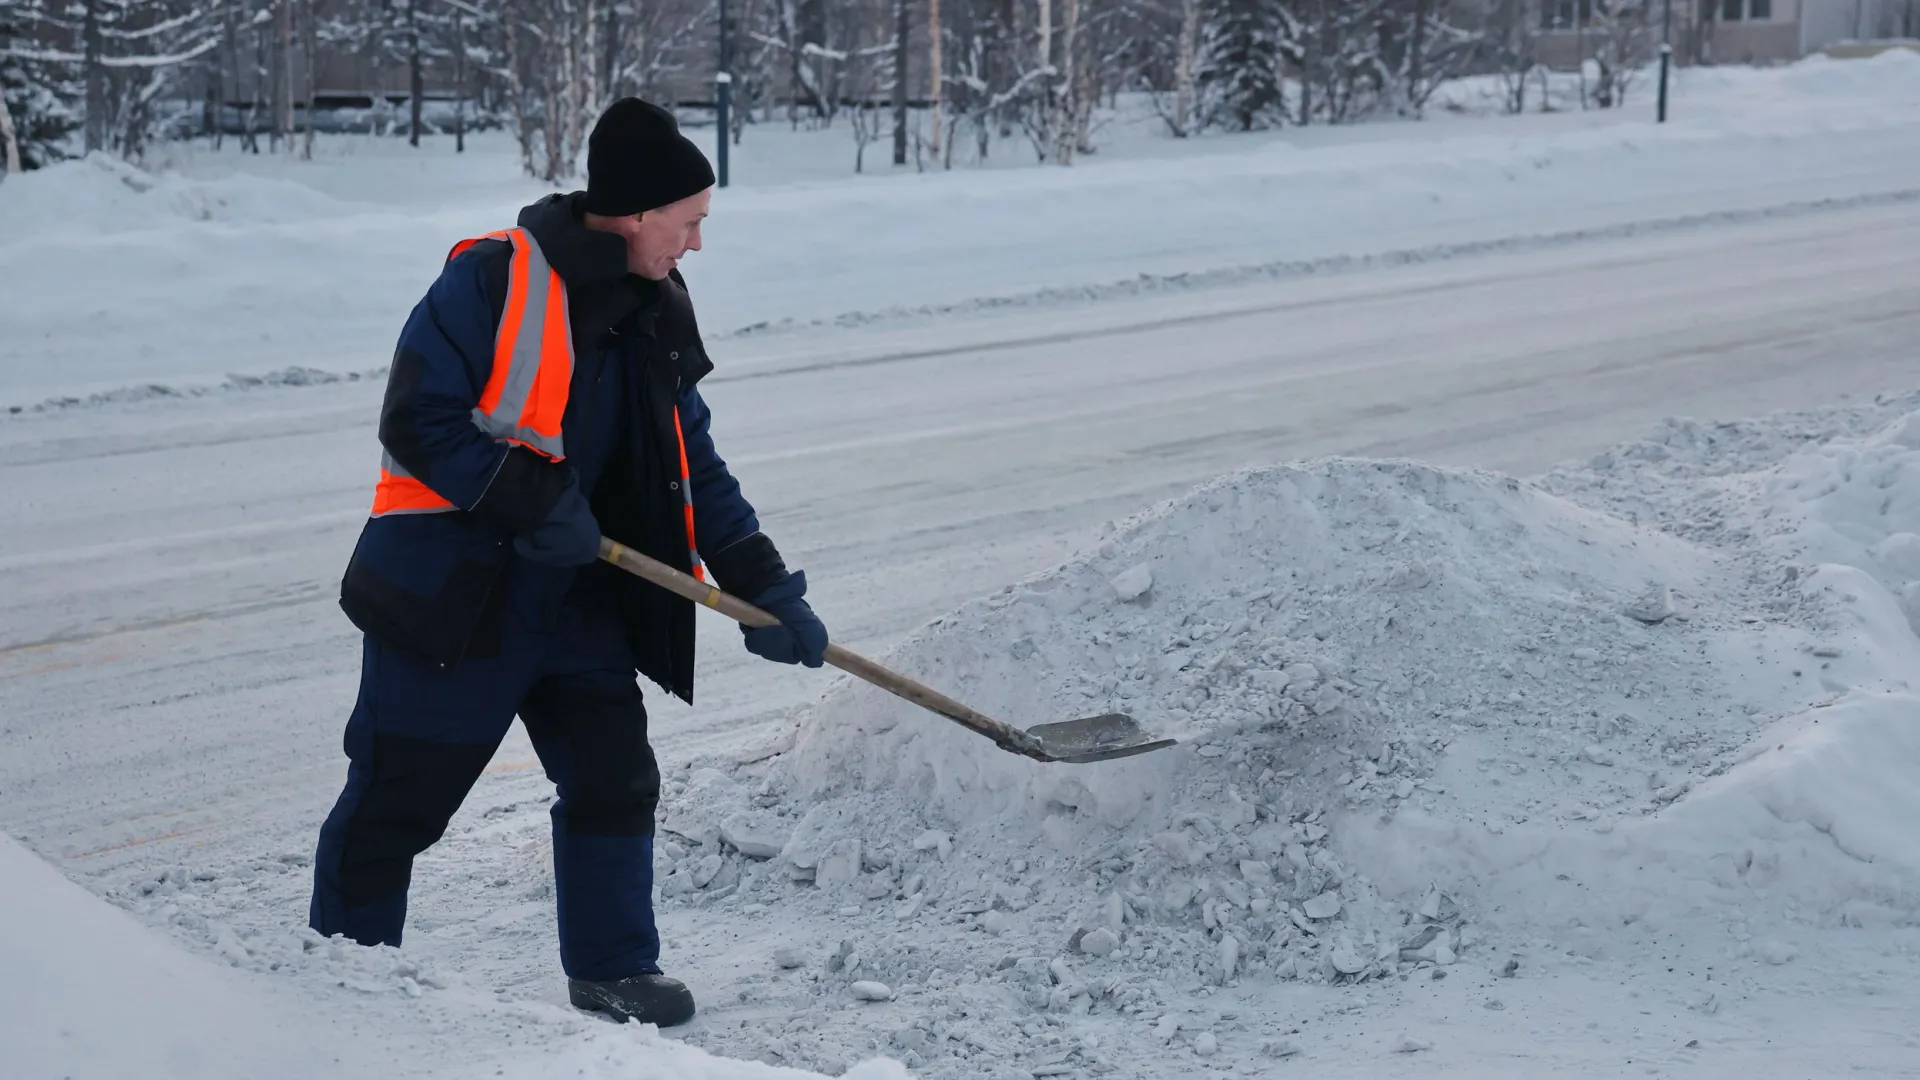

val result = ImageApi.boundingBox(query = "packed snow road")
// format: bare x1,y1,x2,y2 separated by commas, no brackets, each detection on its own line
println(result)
2,199,1917,892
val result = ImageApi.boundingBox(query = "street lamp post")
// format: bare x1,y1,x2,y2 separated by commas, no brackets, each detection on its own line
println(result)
716,0,732,186
1657,0,1674,122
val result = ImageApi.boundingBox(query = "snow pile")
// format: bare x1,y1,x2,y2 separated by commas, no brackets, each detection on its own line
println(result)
1350,400,1920,940
642,460,1745,1072
0,151,354,241
640,400,1920,1075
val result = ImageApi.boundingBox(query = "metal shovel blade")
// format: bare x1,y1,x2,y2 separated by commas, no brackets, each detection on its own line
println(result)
1024,713,1177,764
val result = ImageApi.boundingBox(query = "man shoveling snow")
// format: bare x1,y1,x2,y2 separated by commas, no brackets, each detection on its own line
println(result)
308,98,829,1028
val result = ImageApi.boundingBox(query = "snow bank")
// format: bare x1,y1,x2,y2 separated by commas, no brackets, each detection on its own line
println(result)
1,830,905,1080
640,397,1920,1074
0,152,354,241
0,831,349,1080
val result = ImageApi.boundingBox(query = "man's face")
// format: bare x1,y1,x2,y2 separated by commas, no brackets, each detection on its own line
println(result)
609,187,711,280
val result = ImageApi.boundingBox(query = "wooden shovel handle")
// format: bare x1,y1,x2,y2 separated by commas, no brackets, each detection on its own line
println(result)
598,539,1051,761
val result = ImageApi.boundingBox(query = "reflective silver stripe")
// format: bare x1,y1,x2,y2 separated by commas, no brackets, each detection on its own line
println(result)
681,476,702,574
374,451,456,516
470,228,570,461
371,227,573,518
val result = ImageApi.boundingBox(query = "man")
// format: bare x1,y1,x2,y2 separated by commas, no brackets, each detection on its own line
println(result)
309,98,827,1028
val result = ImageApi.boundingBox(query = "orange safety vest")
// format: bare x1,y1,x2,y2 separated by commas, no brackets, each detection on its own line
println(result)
371,227,704,580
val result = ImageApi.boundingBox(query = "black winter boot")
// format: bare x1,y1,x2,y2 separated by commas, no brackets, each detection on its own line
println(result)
568,973,697,1027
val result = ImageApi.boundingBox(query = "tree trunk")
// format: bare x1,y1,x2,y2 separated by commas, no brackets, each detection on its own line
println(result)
303,0,317,158
247,24,265,152
929,0,942,157
219,0,238,150
455,8,467,153
1050,0,1077,163
569,0,596,175
408,1,423,147
1172,0,1199,136
1037,0,1051,71
0,89,21,177
1298,0,1316,126
204,66,218,149
1577,2,1588,109
83,0,106,153
506,6,536,176
269,0,284,150
280,0,294,147
893,0,910,166
1407,0,1430,115
793,0,829,120
603,0,620,100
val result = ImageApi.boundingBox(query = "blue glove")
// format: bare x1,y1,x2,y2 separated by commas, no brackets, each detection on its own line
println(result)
742,571,828,668
512,475,601,567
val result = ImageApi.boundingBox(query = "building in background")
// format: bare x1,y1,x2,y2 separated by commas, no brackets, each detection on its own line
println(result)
1533,0,1918,69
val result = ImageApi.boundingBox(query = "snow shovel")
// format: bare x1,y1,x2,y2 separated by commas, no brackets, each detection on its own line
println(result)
599,539,1176,764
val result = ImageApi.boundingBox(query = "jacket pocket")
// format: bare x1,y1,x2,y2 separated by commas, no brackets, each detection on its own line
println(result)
340,515,510,669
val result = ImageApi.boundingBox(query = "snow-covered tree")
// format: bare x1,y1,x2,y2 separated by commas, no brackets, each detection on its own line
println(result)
1,1,83,170
1196,0,1286,131
0,0,220,162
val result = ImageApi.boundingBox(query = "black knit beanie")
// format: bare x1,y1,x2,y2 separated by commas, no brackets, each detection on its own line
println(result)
583,98,716,217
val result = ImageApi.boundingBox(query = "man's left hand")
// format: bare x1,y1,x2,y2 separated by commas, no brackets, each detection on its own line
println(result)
741,571,828,668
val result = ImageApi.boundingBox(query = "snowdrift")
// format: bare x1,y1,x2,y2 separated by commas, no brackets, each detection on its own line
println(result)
0,831,346,1080
0,831,908,1080
646,401,1920,1073
0,152,355,242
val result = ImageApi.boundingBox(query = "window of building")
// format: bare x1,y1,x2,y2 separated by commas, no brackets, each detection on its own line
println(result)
1720,0,1775,20
1540,0,1596,29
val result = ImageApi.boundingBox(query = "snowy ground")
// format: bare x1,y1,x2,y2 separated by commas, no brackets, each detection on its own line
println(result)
5,54,1920,1080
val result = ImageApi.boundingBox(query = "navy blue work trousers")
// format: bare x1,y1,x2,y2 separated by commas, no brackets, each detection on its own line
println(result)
309,588,662,981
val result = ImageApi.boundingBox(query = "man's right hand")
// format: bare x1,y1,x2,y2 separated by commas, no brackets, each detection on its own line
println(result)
513,475,602,567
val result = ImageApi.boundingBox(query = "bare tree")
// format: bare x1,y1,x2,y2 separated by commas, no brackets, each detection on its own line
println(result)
1164,0,1201,136
891,0,908,164
927,0,941,154
1586,0,1650,108
407,0,423,145
303,0,317,157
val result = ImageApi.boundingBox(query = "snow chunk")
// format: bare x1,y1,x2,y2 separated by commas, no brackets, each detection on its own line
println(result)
1303,892,1343,920
1110,564,1154,602
814,839,863,889
1077,927,1119,957
1625,584,1676,624
719,815,788,859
